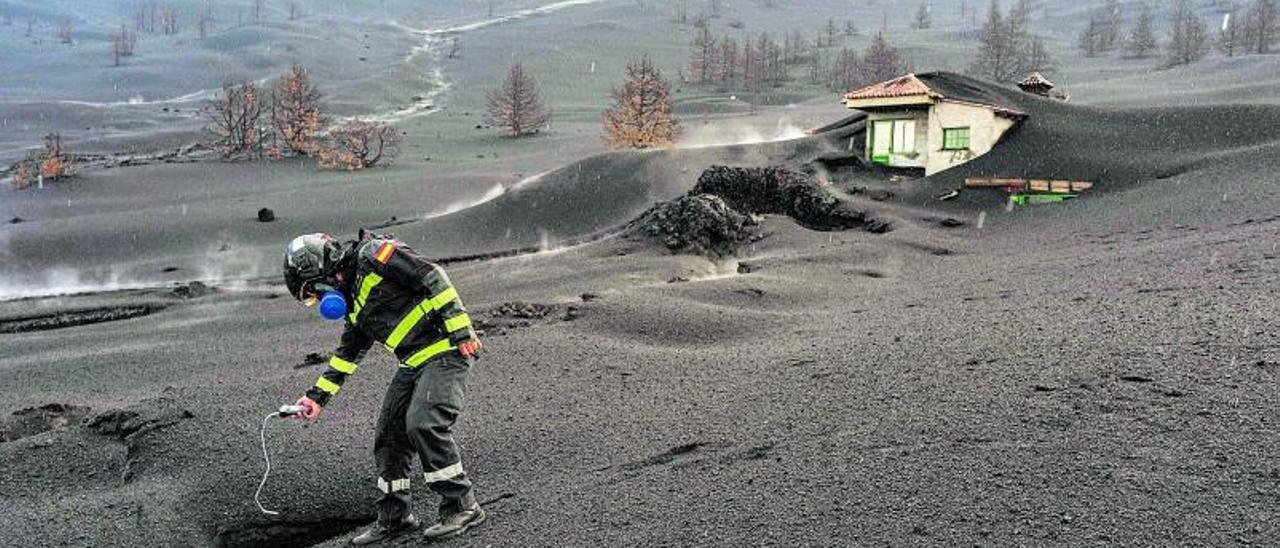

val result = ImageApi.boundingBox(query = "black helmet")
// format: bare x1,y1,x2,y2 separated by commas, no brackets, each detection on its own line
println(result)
283,233,342,302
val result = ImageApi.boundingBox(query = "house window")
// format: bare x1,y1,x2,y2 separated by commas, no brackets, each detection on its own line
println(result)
943,127,971,150
892,120,916,154
870,118,920,165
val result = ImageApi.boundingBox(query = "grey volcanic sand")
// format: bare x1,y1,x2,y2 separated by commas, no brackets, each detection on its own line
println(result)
2,72,1279,547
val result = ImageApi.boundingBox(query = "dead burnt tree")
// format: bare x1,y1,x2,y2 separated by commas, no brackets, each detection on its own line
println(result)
914,3,933,29
689,25,718,84
1126,2,1158,58
197,6,213,39
828,47,861,93
56,18,73,44
208,81,264,158
1243,0,1279,54
602,56,678,149
718,35,739,87
271,64,326,155
1167,0,1208,66
159,5,180,35
486,63,552,137
862,31,907,83
318,121,400,170
287,0,300,21
110,26,138,66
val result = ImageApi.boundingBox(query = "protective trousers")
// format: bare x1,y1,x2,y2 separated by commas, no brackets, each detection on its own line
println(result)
373,352,475,525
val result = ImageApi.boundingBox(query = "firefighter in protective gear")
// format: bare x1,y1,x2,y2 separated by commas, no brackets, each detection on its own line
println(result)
283,232,486,545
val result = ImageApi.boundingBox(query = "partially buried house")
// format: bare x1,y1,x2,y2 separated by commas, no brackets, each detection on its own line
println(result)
842,72,1027,176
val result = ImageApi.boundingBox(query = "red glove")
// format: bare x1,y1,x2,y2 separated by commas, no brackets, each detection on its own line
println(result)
458,339,482,359
294,396,322,421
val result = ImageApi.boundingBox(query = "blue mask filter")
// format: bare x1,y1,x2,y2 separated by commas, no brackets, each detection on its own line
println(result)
318,291,347,321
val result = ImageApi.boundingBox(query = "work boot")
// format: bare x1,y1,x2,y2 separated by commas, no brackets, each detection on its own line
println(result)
351,515,422,546
422,504,486,541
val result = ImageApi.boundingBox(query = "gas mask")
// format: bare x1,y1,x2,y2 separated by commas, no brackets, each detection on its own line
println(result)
301,282,347,321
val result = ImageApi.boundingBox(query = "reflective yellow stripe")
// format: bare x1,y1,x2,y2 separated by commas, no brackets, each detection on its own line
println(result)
427,286,458,310
404,338,455,368
444,313,472,333
350,273,383,322
329,356,358,374
315,377,341,395
385,303,428,350
386,285,461,350
422,462,464,483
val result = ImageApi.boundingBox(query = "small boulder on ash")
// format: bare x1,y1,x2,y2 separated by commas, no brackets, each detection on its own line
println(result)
9,217,24,224
257,208,276,223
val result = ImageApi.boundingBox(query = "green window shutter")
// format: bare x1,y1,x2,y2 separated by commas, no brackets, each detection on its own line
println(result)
943,127,970,151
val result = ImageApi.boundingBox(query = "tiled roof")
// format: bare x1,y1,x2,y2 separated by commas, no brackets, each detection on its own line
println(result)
843,73,937,101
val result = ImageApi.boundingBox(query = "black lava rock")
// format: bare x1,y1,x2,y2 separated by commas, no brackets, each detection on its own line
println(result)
692,166,881,232
257,208,275,222
628,194,758,258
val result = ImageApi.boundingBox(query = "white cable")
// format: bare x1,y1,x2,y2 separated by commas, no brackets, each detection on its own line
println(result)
256,412,283,516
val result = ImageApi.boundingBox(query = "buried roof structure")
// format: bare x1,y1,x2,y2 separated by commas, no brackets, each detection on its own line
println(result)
843,72,1027,176
1017,71,1055,96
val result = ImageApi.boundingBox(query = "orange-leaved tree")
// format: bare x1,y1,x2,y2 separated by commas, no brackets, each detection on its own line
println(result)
602,56,678,150
9,134,73,189
272,64,325,155
39,133,70,180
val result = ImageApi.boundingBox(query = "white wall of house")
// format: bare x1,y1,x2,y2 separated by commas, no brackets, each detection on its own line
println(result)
923,101,1018,175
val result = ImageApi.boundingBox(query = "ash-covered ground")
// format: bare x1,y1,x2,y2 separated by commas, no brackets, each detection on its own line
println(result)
3,71,1278,547
2,1,1280,547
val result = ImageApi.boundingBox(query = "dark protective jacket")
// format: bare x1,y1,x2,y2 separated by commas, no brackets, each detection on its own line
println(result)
305,236,477,407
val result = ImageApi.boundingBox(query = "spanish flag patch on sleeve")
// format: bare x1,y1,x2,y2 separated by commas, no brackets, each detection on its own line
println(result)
374,242,395,264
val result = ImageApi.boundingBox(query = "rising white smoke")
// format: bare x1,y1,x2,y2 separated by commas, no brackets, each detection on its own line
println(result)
678,117,808,149
0,265,150,302
423,183,507,219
